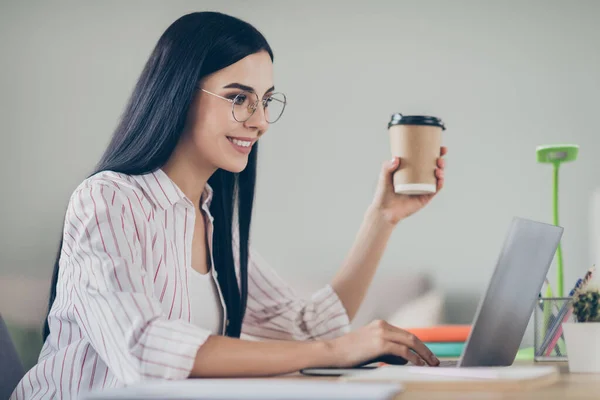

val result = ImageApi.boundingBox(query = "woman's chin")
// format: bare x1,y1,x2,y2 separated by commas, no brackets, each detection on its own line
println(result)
220,158,248,173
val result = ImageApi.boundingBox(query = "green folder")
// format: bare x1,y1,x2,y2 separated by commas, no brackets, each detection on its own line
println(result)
425,343,535,360
425,342,464,357
515,346,535,360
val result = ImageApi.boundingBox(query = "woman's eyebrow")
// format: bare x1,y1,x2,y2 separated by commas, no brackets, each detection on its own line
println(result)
223,82,276,95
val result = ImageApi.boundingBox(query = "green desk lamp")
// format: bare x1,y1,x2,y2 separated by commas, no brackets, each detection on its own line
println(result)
536,144,579,297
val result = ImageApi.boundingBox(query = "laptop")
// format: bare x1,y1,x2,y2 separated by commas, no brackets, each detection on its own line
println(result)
447,216,562,367
302,216,563,374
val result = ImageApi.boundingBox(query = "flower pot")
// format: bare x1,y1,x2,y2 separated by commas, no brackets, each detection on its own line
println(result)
562,322,600,373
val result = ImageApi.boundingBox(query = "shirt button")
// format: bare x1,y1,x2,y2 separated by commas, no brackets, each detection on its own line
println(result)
226,319,229,327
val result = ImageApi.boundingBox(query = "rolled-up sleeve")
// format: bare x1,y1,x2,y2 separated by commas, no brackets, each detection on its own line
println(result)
236,241,351,341
64,181,210,384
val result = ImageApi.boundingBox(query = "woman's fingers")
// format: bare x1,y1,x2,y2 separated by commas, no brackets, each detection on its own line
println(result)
385,343,426,366
437,157,445,169
382,323,439,366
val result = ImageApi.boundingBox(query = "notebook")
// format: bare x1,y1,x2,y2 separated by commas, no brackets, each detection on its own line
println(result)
343,365,559,391
81,379,404,400
408,325,471,342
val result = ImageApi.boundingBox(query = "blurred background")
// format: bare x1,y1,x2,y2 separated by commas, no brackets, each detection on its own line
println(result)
1,0,599,369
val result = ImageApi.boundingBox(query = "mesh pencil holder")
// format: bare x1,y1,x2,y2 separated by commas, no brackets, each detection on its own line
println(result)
534,297,576,361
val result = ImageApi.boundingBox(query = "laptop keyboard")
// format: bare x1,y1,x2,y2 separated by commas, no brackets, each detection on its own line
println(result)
407,360,458,367
438,360,458,367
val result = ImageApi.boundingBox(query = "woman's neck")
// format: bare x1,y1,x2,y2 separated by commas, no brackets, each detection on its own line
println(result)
162,147,216,207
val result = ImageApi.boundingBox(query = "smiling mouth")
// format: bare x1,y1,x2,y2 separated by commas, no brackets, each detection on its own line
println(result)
226,136,255,155
227,137,253,148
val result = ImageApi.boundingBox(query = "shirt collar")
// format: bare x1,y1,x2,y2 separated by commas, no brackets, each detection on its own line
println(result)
132,168,213,210
201,181,214,209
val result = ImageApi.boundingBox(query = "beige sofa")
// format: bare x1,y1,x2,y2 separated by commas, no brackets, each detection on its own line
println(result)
280,268,443,330
0,276,49,370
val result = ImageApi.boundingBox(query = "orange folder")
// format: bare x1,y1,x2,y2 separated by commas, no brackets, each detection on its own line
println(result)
407,325,471,343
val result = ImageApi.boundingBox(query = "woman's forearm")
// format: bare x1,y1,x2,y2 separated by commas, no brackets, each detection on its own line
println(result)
190,335,332,377
330,206,396,321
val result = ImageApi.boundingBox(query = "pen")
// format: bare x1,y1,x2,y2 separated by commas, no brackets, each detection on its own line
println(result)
538,268,595,356
545,308,574,356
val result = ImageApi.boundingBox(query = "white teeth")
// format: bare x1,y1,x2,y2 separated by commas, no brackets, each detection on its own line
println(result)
230,138,251,147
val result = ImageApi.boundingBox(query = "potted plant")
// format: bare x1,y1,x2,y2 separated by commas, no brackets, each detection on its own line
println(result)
562,286,600,373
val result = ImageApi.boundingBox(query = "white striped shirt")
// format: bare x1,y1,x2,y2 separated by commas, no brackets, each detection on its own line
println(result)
11,169,350,400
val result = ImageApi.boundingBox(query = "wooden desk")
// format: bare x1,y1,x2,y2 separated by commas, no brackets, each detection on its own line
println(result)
285,361,600,399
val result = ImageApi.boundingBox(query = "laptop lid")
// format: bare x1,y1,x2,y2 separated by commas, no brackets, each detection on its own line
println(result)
458,217,563,367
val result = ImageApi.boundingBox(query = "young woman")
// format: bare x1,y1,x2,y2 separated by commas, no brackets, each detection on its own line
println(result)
12,11,446,400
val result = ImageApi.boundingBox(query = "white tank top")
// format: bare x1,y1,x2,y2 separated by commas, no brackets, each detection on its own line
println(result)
188,268,224,335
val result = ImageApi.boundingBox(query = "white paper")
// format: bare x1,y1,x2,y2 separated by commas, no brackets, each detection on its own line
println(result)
344,365,559,382
81,378,404,400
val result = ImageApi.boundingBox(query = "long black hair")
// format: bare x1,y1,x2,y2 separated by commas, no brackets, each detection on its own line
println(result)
43,11,273,340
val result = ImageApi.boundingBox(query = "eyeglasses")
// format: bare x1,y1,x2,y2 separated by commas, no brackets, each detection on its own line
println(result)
201,88,287,124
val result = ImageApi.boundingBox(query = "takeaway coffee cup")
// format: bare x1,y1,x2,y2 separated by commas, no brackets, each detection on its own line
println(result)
388,113,446,195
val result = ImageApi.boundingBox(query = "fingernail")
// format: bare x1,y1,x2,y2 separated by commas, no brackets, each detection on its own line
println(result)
431,355,439,364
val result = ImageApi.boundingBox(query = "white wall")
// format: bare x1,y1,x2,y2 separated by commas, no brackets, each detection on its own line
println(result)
1,0,599,324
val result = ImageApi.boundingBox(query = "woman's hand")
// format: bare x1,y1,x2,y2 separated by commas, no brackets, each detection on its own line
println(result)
370,146,447,226
325,320,440,367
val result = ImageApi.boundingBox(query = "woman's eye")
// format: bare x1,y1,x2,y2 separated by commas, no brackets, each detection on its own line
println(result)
263,97,273,108
233,94,247,105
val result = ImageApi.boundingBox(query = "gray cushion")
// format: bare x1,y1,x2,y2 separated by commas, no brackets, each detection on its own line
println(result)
0,315,25,400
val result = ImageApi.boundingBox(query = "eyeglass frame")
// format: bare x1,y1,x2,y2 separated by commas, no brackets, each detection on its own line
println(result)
200,88,287,124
